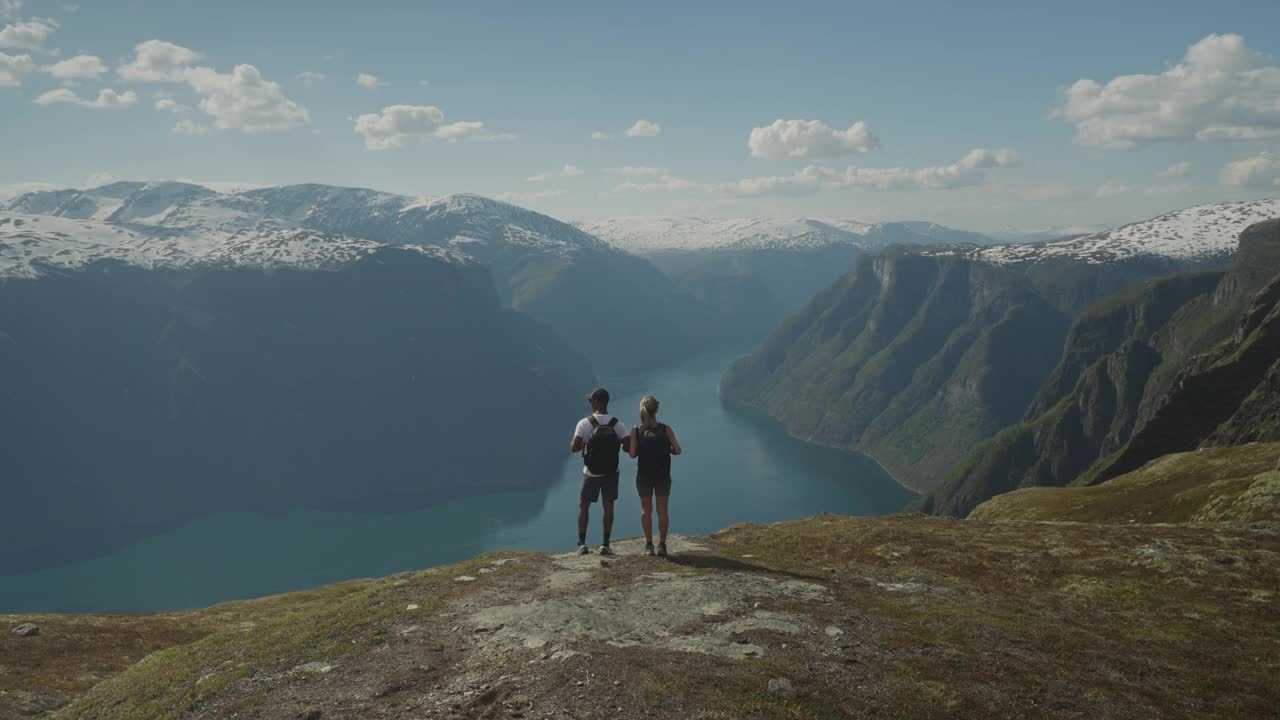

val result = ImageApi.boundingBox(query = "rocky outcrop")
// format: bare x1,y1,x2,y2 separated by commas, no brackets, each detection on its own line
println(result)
17,515,1279,720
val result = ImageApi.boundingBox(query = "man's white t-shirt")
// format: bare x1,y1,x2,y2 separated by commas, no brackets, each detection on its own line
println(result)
574,413,630,477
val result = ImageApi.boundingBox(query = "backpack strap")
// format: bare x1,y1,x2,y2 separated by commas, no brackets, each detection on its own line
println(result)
607,417,618,428
588,416,600,428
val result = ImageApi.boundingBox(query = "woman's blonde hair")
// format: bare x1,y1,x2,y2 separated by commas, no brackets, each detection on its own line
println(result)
639,395,660,429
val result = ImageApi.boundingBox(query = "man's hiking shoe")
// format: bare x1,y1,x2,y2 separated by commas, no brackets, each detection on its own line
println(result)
598,545,614,557
644,543,655,556
576,543,591,556
657,543,669,557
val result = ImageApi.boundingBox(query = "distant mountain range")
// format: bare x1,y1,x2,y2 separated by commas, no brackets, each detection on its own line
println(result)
576,216,996,254
722,198,1280,493
578,216,996,342
924,199,1280,266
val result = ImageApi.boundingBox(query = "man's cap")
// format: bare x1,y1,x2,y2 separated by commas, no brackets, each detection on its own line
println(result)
587,387,610,404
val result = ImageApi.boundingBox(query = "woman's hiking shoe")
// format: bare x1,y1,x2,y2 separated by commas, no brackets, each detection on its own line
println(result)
644,543,656,556
598,545,615,557
657,543,669,557
576,543,591,556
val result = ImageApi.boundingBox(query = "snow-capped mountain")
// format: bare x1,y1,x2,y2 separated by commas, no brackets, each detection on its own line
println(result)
924,199,1280,266
986,224,1110,244
1,181,614,264
575,216,994,255
1,181,716,369
0,212,467,279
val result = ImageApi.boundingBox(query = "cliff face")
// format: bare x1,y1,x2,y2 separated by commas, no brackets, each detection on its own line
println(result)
919,219,1280,515
0,251,592,575
916,272,1222,516
1087,267,1280,482
721,253,1070,491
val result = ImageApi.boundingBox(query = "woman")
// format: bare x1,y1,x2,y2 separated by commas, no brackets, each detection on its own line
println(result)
629,394,682,557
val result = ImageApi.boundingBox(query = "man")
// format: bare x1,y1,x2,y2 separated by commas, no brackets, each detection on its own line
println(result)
570,387,631,555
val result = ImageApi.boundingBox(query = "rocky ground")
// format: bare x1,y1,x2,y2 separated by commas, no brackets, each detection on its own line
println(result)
3,514,1279,720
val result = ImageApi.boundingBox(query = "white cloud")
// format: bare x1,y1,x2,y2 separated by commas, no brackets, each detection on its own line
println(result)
613,148,1019,196
417,79,429,87
83,172,114,187
614,173,701,193
1159,161,1190,178
117,41,307,133
0,50,33,86
172,118,208,136
1095,181,1132,199
174,178,268,193
748,118,881,160
42,53,105,81
839,148,1019,191
1145,183,1189,195
1220,149,1280,189
296,71,324,87
590,131,609,140
117,39,201,82
713,166,831,196
185,64,309,132
526,165,583,183
433,121,504,142
154,97,189,113
0,18,54,51
495,190,565,204
356,72,387,88
624,119,660,137
0,181,58,199
353,104,507,149
34,87,137,108
1059,33,1280,148
612,165,665,176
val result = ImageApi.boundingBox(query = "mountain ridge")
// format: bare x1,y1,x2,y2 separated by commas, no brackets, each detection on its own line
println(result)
2,181,716,370
721,200,1278,493
918,218,1280,516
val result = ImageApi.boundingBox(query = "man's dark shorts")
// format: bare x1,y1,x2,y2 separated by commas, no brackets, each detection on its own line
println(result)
580,472,620,504
636,473,672,498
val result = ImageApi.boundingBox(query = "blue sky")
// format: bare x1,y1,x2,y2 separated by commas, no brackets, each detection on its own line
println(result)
2,0,1280,232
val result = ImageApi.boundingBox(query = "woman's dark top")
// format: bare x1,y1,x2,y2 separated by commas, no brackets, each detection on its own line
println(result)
636,422,672,479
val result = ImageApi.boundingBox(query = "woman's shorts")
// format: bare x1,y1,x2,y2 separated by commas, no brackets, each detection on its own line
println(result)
636,473,672,498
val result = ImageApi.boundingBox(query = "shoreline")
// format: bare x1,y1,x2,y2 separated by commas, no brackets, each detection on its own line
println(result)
716,395,923,499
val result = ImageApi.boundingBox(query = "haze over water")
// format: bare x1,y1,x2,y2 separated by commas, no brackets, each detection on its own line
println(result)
0,352,913,614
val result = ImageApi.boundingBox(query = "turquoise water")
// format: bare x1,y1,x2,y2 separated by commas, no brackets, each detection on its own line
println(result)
0,352,914,613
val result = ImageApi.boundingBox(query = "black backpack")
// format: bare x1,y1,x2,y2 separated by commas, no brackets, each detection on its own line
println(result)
583,416,622,474
637,423,672,477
